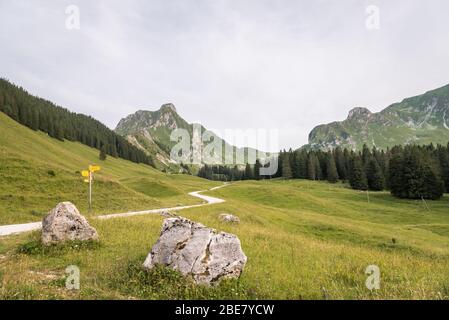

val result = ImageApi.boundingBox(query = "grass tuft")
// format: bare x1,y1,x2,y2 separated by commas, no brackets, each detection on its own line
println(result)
108,258,256,300
17,237,101,256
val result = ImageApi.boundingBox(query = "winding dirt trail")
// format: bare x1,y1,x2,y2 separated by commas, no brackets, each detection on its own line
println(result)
0,184,228,237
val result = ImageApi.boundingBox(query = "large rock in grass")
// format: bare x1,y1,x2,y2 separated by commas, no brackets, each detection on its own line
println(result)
143,217,247,285
41,202,98,245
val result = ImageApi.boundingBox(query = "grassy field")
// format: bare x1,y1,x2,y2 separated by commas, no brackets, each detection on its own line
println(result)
1,179,449,299
0,112,219,224
1,112,449,299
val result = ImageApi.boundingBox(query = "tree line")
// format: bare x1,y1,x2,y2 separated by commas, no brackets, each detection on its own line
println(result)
197,159,266,181
0,79,154,166
277,143,448,200
198,143,449,200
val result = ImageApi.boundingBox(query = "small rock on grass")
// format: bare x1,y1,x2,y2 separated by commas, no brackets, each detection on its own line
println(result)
219,213,240,223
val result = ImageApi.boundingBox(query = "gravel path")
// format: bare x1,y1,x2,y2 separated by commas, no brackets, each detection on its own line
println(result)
0,184,227,237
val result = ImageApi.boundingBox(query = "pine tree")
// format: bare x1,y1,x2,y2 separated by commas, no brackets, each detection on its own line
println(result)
401,148,424,199
292,151,301,178
326,154,339,183
55,125,64,141
348,155,368,190
298,150,308,178
244,163,254,180
388,146,444,200
362,144,372,167
437,145,449,192
30,110,39,130
254,159,262,180
274,150,284,178
307,154,317,180
389,146,404,197
421,163,444,200
282,153,293,179
334,147,348,180
99,146,107,161
366,158,385,191
304,153,323,181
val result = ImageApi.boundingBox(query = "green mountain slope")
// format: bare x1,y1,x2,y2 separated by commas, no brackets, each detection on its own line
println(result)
0,112,219,224
115,104,269,170
0,79,153,166
307,84,449,150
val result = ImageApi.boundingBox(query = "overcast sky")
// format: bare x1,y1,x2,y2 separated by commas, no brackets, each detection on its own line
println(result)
1,0,449,151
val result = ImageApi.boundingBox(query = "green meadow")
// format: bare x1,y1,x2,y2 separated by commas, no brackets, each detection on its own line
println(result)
1,112,449,299
0,112,219,224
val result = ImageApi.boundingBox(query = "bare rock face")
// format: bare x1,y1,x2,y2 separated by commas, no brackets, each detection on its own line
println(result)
219,213,240,223
143,217,247,285
41,202,98,245
347,107,372,121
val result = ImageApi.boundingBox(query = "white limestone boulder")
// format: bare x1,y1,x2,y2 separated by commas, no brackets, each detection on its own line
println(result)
143,217,247,285
41,202,98,245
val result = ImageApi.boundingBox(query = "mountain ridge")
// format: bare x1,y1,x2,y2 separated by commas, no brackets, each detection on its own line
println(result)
115,104,270,171
306,83,449,150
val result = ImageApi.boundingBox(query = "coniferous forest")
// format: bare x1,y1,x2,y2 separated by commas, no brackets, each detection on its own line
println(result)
200,143,449,200
276,144,449,200
0,79,154,166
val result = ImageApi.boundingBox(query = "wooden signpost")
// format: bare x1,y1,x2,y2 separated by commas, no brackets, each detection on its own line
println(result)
81,165,101,211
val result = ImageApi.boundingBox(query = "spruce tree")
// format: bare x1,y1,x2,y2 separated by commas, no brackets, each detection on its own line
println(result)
421,163,444,200
298,150,308,178
99,146,107,161
276,151,284,178
254,159,262,180
282,153,293,179
388,146,444,200
401,148,424,199
315,154,323,180
389,147,404,197
307,154,317,180
366,158,385,191
30,110,39,130
348,155,368,190
334,147,348,180
437,145,449,192
245,163,254,180
292,151,301,178
55,125,64,141
362,144,371,167
326,154,339,183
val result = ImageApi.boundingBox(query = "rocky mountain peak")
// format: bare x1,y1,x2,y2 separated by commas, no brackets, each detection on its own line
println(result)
347,107,372,120
160,103,177,113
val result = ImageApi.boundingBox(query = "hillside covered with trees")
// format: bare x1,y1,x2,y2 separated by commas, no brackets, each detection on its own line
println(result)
0,79,154,166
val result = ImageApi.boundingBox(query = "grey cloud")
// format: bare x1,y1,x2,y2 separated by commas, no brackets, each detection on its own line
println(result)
1,0,448,151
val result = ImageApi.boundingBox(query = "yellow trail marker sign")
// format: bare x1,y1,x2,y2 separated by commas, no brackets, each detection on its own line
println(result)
89,165,101,172
80,165,101,211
